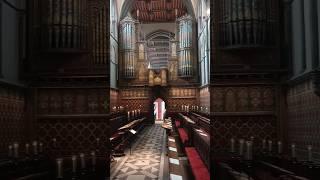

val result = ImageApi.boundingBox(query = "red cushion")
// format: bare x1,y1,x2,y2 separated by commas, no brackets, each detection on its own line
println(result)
185,147,210,180
178,128,188,144
175,120,181,127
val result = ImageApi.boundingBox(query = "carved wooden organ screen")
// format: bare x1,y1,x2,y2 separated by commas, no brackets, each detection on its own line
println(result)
178,15,194,77
218,0,278,48
32,0,89,51
120,16,136,78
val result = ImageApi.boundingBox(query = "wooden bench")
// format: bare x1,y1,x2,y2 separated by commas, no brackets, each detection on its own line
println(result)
167,135,187,180
185,147,210,180
178,128,189,145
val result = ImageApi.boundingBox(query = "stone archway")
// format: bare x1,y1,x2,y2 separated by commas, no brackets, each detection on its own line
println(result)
153,98,166,121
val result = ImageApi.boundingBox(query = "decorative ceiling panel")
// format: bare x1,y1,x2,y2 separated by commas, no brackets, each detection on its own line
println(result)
131,0,187,22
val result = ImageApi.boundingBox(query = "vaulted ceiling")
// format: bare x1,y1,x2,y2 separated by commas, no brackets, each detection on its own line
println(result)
131,0,188,22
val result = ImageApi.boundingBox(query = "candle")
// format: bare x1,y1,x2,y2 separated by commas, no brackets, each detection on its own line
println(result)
52,138,57,148
230,138,235,153
128,111,130,119
72,155,77,173
268,140,273,153
56,158,63,178
96,138,100,146
80,153,86,169
239,139,244,156
91,151,96,170
307,145,312,162
8,145,13,158
13,143,19,158
246,141,253,160
278,141,282,154
291,144,296,158
262,139,266,150
32,141,38,155
25,143,30,155
39,142,43,153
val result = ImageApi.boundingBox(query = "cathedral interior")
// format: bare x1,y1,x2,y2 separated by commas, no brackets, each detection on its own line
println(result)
0,0,320,180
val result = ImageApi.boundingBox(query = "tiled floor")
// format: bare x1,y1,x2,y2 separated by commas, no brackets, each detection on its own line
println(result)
111,123,166,180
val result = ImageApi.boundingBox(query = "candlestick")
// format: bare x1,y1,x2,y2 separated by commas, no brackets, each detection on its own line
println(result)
25,143,30,155
56,158,63,178
91,151,96,170
268,140,273,153
278,141,282,154
13,143,19,158
8,145,13,158
246,141,253,160
80,153,86,169
52,138,57,148
39,142,43,153
262,139,266,151
230,138,235,153
72,155,77,173
307,145,312,162
239,139,244,156
291,144,296,158
32,141,38,155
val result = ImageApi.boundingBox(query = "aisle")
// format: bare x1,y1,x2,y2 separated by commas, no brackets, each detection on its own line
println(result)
111,123,166,180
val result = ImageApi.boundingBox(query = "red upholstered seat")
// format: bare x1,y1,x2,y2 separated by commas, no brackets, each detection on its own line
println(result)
178,128,188,144
185,147,210,180
175,120,181,127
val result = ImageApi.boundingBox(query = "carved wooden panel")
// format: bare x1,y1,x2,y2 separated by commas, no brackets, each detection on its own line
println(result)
212,86,275,112
287,79,320,160
167,98,197,112
0,85,25,155
211,116,276,152
37,88,108,115
120,99,149,112
168,88,197,98
200,86,210,109
120,88,149,99
38,118,110,156
110,89,119,110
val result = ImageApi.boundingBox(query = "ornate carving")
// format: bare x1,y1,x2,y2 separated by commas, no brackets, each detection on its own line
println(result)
212,86,275,112
0,85,25,154
313,68,320,96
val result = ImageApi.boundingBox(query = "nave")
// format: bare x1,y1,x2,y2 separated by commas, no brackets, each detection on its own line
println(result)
111,122,165,179
109,110,210,180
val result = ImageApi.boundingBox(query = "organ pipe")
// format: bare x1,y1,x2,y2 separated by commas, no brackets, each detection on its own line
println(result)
178,15,193,77
37,0,88,51
219,0,278,48
120,16,136,78
92,5,108,64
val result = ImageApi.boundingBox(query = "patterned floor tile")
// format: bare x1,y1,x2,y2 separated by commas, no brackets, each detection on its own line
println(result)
111,124,165,180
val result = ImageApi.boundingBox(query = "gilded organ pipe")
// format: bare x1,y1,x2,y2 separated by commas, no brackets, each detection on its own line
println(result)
178,15,193,77
120,16,136,78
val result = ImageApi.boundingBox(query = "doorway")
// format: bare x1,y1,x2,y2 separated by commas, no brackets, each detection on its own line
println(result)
153,98,166,122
